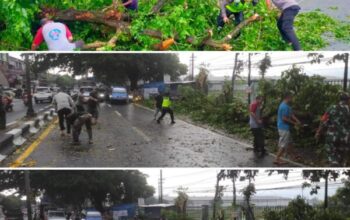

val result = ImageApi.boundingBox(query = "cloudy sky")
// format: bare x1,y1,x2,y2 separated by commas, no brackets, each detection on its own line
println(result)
178,51,346,80
139,168,346,200
8,51,346,80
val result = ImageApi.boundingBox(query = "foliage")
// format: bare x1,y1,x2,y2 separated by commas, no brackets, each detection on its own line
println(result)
0,170,155,213
263,196,346,220
328,179,350,217
0,195,23,218
258,66,342,161
26,53,187,90
161,210,194,220
1,1,349,50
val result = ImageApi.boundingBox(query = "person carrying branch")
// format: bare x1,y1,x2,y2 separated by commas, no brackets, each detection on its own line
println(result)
31,18,85,51
217,0,259,30
265,0,301,51
316,93,350,167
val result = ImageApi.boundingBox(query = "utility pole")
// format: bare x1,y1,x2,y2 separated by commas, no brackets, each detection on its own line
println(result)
24,54,35,118
344,53,349,91
24,171,33,220
190,53,195,81
232,53,239,96
247,53,252,104
324,171,329,210
159,170,163,203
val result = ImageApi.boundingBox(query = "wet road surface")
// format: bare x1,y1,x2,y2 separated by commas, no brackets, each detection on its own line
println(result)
3,103,295,168
298,0,350,50
6,99,51,125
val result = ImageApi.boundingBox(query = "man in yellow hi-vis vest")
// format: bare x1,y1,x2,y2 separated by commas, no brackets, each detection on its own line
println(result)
217,0,259,29
157,92,175,124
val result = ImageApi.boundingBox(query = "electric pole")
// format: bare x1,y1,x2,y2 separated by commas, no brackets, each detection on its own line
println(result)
24,171,33,220
232,53,239,96
159,170,164,203
24,54,35,118
247,53,252,104
190,53,195,81
344,53,349,91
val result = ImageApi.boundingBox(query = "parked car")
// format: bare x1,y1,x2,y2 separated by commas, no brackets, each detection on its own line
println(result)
85,211,102,220
109,87,129,104
33,87,53,103
47,210,66,220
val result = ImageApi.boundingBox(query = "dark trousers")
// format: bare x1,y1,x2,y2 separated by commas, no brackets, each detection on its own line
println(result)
251,128,265,153
72,114,92,142
158,108,175,122
277,6,301,51
217,9,244,27
57,108,72,133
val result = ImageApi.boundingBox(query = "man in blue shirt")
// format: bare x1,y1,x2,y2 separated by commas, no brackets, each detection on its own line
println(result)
274,92,301,165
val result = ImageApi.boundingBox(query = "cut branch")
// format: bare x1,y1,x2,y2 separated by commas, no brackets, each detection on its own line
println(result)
150,0,169,14
44,8,130,31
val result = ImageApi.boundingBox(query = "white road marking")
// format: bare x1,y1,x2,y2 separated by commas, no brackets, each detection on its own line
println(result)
6,121,17,127
114,111,122,117
132,126,151,142
108,104,112,108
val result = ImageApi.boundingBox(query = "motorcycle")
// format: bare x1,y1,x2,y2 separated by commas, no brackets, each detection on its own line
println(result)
2,95,13,112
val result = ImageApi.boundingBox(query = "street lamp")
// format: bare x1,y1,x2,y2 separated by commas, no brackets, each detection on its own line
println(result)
24,54,35,118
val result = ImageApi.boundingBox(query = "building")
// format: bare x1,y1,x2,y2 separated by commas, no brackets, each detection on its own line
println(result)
0,53,25,88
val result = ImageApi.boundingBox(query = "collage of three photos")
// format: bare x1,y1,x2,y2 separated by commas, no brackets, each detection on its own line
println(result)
0,0,350,219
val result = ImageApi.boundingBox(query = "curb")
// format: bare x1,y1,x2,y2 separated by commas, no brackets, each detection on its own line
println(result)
133,103,305,167
0,108,57,163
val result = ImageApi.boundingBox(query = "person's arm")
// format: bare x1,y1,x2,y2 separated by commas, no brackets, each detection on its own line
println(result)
68,96,75,108
65,25,73,42
31,27,44,50
292,114,301,125
265,0,272,10
220,0,229,22
123,0,133,6
250,103,262,124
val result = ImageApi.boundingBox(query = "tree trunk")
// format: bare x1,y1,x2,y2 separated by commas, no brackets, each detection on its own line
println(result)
47,8,130,31
150,0,169,14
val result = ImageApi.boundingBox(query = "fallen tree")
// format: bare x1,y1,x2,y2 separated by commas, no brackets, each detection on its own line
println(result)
40,3,262,51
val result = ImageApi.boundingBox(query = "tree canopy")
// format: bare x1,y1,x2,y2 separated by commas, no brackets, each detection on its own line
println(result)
0,170,155,213
26,53,187,89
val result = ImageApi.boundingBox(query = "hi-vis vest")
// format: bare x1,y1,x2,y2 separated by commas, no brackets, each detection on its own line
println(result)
226,1,248,13
162,97,171,108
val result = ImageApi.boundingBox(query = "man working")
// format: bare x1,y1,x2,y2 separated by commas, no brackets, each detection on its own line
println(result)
31,18,84,51
266,0,301,51
217,0,259,30
274,92,301,165
52,88,75,137
68,94,93,145
249,96,266,157
157,92,175,124
154,93,163,120
122,0,138,10
316,93,350,167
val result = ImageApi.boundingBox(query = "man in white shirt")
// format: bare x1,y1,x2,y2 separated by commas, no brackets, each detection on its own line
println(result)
52,89,75,137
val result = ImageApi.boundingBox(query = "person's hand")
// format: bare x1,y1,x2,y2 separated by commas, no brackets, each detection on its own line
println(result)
223,16,230,23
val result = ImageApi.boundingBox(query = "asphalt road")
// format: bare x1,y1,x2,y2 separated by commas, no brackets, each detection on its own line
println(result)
6,98,51,125
298,0,350,50
2,103,297,168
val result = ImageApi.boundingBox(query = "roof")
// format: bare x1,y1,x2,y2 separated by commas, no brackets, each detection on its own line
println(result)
139,204,174,208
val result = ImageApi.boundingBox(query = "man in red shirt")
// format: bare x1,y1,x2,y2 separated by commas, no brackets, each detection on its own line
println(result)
249,96,266,157
31,18,84,51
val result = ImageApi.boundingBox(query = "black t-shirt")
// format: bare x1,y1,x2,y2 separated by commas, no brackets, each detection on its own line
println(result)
155,95,163,108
